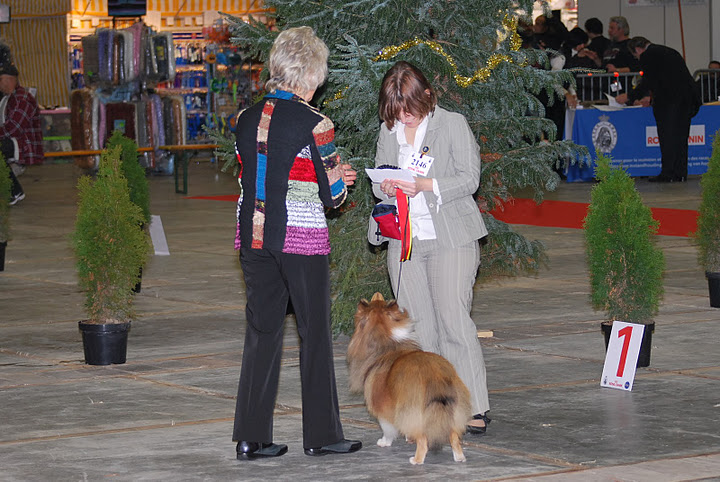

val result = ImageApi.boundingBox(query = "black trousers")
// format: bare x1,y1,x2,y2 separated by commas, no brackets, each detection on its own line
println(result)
653,102,693,179
232,247,344,449
1,137,22,197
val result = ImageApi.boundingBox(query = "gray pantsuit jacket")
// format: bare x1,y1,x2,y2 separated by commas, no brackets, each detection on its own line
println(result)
372,105,488,245
372,105,490,415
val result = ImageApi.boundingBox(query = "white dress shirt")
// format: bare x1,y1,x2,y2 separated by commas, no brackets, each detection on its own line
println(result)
393,116,441,240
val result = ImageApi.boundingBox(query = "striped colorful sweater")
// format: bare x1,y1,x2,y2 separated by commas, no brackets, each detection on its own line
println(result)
234,90,348,255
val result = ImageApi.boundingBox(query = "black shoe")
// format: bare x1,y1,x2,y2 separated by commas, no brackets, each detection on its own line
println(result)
466,412,491,435
671,176,687,182
304,439,362,456
236,441,288,460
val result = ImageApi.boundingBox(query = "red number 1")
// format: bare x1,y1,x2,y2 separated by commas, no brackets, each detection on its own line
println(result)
616,326,633,377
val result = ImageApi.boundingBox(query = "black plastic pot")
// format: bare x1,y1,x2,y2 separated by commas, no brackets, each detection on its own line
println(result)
706,271,720,308
0,241,6,271
602,321,655,368
78,321,131,365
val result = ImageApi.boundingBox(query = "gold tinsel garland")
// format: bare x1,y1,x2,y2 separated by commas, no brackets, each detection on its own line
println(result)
325,15,523,105
372,15,523,88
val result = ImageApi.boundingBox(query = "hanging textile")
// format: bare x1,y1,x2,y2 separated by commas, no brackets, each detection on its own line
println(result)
145,0,265,13
73,0,266,15
3,1,72,107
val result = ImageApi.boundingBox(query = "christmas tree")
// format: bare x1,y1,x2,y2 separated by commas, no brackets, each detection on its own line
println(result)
218,0,585,335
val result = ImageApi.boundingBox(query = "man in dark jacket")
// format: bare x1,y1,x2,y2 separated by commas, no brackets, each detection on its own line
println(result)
616,37,701,182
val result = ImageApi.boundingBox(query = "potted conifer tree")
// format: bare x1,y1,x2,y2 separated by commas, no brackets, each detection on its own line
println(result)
694,130,720,307
0,156,10,271
106,130,151,292
584,154,665,367
72,147,150,365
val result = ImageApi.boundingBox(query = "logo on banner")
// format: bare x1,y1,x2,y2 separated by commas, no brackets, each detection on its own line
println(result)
592,115,617,154
646,125,706,147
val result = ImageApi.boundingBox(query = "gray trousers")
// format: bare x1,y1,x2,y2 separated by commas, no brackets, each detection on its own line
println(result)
387,238,490,415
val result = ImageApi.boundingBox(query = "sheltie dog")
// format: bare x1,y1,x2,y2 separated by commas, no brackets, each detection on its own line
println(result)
347,292,471,465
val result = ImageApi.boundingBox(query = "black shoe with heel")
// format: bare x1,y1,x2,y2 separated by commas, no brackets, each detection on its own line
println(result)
466,412,491,435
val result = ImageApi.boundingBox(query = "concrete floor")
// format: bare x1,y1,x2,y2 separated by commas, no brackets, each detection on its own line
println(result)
1,161,719,481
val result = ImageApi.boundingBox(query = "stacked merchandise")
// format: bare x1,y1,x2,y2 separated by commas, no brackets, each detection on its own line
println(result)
72,22,182,171
82,23,176,87
70,89,186,171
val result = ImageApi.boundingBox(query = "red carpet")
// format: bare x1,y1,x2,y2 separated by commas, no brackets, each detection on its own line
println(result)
490,198,698,238
187,195,698,238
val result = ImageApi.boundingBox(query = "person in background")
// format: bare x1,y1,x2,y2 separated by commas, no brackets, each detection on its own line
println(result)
562,28,598,106
232,26,361,460
601,16,640,73
532,12,567,52
583,17,610,62
0,52,43,205
373,61,492,436
616,37,701,183
562,27,596,71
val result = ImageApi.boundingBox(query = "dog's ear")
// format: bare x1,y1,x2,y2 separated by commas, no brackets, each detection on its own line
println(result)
387,304,409,324
354,300,370,328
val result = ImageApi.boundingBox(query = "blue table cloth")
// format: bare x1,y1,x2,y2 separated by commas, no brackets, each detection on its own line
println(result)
565,105,718,182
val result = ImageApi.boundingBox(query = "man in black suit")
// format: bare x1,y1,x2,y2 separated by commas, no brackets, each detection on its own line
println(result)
616,37,701,182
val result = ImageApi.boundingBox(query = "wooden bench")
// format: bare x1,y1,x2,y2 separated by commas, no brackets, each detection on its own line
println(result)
44,144,220,194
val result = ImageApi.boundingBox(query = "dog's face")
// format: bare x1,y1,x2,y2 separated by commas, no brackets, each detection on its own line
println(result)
353,292,412,343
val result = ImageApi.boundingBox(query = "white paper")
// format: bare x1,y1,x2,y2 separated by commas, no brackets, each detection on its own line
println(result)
365,168,415,184
605,93,624,108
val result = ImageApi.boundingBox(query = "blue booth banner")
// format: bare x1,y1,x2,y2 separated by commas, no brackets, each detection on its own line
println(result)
565,105,719,182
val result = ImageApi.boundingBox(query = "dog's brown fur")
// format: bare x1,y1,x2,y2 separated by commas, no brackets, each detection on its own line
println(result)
347,292,471,465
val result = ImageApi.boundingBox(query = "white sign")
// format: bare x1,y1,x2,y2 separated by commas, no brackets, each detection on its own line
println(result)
406,152,434,177
646,125,706,147
601,321,645,391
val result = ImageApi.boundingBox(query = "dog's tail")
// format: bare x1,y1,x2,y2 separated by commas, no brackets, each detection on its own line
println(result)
423,376,471,446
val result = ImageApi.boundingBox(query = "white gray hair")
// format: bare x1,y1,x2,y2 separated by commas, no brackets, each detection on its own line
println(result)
610,16,630,36
266,26,329,95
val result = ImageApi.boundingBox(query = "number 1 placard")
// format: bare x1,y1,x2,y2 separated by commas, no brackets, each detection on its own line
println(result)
600,321,645,391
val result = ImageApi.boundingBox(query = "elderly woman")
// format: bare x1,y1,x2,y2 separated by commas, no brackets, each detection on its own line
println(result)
232,26,360,460
374,61,491,435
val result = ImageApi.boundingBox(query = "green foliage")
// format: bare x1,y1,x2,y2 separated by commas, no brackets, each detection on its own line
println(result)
221,0,588,334
204,124,239,176
72,147,151,323
694,130,720,272
584,154,665,324
106,130,151,224
0,153,11,243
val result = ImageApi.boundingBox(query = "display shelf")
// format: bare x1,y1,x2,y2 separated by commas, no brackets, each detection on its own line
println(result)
156,87,208,93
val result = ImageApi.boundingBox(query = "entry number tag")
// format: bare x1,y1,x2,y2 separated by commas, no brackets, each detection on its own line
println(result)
406,152,434,177
600,321,645,391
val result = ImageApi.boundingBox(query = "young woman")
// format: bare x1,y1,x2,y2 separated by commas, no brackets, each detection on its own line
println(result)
374,61,491,434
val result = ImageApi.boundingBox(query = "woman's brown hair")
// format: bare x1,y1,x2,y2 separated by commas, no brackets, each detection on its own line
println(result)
378,61,437,129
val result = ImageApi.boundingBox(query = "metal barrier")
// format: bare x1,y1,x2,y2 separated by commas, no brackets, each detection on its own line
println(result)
694,69,720,103
572,71,643,103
